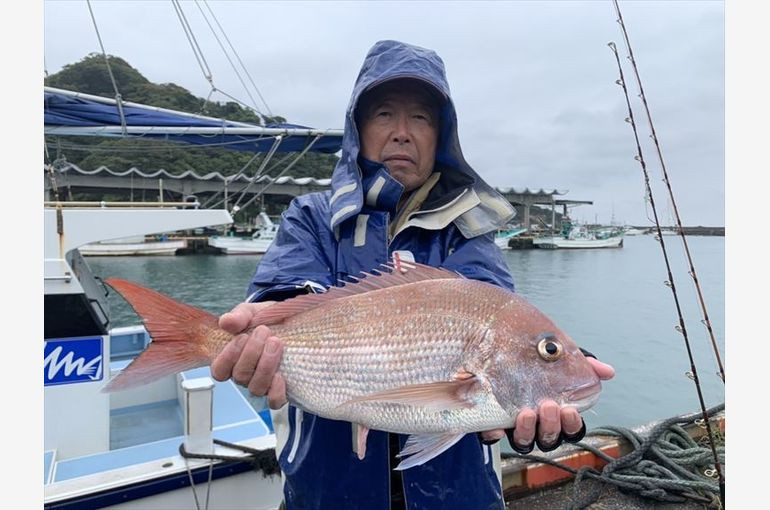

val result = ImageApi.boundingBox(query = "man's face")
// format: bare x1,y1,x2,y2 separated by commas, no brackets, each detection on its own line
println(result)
358,81,440,192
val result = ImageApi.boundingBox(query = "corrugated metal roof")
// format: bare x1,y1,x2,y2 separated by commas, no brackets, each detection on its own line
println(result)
494,187,568,196
53,163,332,187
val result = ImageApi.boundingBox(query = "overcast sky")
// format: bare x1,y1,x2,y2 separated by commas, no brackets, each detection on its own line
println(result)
43,0,725,226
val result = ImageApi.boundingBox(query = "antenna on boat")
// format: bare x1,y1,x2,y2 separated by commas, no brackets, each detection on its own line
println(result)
608,0,724,501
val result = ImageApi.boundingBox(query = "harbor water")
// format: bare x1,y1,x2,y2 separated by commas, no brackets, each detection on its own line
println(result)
87,234,725,436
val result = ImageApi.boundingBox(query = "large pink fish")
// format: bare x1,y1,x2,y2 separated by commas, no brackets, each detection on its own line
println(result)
104,261,601,469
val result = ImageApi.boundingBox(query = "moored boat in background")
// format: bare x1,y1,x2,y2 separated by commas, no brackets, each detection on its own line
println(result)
80,235,187,256
533,223,624,249
494,227,528,250
208,212,279,255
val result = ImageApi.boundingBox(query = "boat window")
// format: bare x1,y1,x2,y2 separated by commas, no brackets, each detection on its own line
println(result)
45,293,108,339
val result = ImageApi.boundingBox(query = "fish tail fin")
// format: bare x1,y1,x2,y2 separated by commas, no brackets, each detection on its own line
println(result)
102,278,222,393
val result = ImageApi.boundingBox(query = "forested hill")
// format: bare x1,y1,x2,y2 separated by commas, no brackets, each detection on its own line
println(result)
44,54,339,179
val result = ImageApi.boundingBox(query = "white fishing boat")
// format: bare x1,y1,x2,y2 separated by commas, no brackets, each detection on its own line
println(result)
44,201,289,510
79,235,187,256
208,212,279,255
494,227,527,250
533,225,624,249
44,77,344,507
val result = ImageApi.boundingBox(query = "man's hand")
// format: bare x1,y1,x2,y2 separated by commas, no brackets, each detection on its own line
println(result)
211,301,288,409
479,357,615,450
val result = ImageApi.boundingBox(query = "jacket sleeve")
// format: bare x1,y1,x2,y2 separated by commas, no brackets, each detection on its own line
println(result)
441,230,516,292
246,195,336,302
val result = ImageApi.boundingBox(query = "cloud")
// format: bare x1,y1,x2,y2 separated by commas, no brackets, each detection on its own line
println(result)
43,0,724,225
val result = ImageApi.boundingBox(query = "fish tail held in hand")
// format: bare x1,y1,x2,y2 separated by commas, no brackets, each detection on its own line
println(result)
101,278,223,393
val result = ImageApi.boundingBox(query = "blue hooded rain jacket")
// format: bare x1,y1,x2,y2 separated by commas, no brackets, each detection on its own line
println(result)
247,40,517,510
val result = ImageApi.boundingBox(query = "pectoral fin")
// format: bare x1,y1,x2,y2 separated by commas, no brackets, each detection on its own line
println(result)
394,432,466,470
338,375,480,412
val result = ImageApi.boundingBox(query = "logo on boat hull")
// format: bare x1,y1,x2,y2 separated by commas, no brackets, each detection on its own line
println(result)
44,337,103,386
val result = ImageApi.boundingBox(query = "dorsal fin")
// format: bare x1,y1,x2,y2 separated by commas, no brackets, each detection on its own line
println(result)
252,260,462,325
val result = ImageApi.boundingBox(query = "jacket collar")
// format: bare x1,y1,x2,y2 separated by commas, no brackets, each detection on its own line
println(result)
329,40,515,236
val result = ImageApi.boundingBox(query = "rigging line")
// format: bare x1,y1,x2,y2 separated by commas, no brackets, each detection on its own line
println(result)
235,135,324,214
199,151,263,209
201,152,292,209
171,0,213,84
231,136,284,210
608,22,724,507
44,133,284,151
85,0,127,136
205,149,299,210
202,0,274,117
171,0,215,115
193,0,262,116
171,0,262,118
209,87,269,119
612,0,724,384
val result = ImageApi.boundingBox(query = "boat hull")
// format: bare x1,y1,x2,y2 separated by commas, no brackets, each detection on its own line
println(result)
533,236,623,249
208,237,274,254
79,240,187,256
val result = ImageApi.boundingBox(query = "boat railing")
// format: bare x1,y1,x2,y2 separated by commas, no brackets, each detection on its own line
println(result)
44,201,202,209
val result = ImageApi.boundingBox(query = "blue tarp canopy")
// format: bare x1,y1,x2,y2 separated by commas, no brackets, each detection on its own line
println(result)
44,87,343,154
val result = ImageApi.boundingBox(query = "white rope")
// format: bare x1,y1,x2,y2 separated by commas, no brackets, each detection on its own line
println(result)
183,456,214,510
231,136,284,210
171,0,266,119
193,0,262,116
201,0,274,117
235,134,323,212
171,0,214,86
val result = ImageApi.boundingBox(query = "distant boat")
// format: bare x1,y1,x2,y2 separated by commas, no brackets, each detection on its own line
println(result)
494,227,527,250
533,225,624,249
622,226,646,236
644,227,679,236
80,235,187,256
208,212,279,255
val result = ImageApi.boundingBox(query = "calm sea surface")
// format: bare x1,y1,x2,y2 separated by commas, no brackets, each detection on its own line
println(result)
87,234,725,433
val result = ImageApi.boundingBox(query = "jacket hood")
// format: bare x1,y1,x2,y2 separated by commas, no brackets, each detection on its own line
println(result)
329,40,515,237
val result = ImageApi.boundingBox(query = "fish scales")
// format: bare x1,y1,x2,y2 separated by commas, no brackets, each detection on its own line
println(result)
267,279,512,432
102,262,602,468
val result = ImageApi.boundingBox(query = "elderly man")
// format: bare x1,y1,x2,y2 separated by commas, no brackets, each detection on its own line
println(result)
212,40,614,510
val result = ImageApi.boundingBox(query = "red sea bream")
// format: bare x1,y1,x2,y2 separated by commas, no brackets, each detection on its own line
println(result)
103,261,601,469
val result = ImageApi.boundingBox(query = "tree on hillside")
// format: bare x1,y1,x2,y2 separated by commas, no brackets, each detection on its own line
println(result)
45,54,337,179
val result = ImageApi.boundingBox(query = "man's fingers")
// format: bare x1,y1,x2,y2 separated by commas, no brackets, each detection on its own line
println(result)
267,372,288,410
513,408,537,448
537,400,561,447
247,336,284,397
480,429,506,443
231,325,271,385
586,356,615,380
210,333,249,381
218,301,276,334
560,407,583,437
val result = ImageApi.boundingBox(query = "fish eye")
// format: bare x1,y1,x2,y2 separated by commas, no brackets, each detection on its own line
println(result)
537,336,563,362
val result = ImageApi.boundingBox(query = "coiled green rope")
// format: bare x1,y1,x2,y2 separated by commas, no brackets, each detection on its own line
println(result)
569,402,724,509
507,403,724,509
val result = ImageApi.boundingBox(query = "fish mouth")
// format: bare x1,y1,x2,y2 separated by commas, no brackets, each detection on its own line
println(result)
565,381,602,411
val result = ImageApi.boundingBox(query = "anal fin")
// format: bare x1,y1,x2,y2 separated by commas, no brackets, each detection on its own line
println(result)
352,424,370,460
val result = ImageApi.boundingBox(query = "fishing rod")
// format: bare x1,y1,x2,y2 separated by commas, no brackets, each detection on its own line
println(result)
608,0,724,502
612,1,724,385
